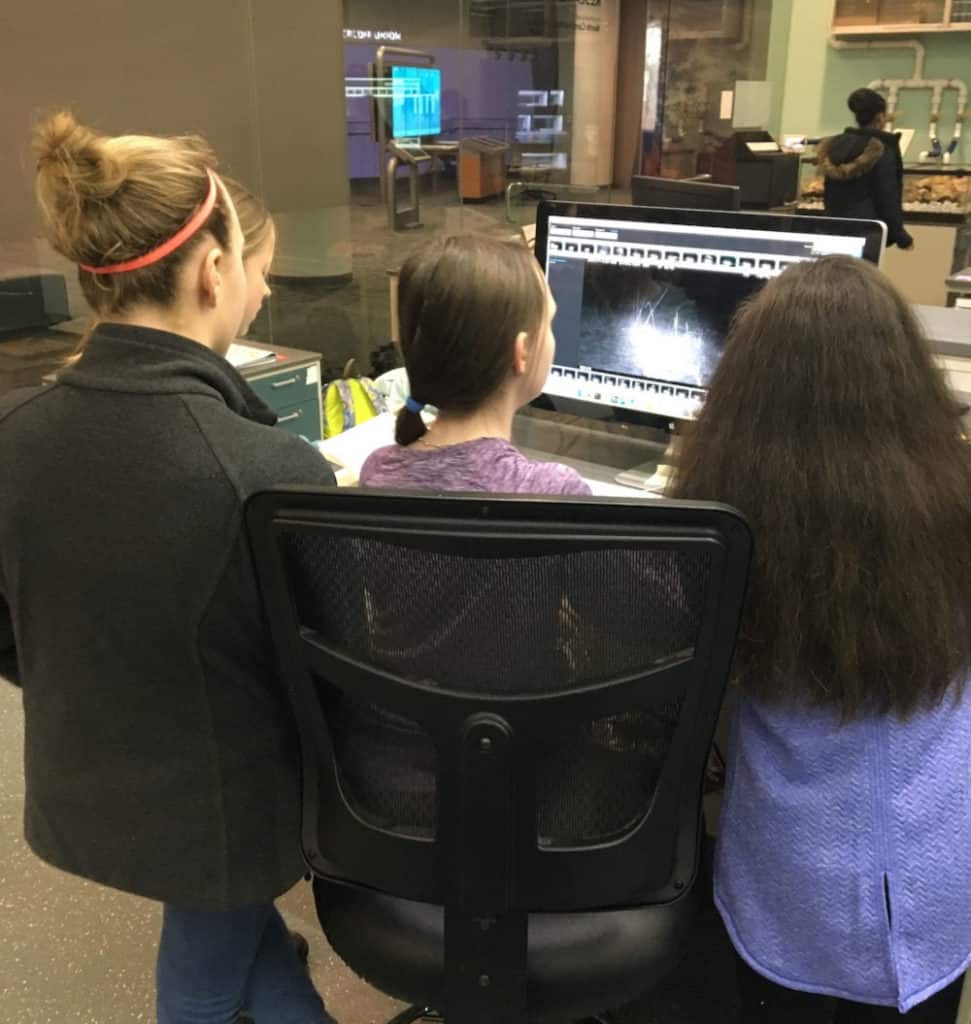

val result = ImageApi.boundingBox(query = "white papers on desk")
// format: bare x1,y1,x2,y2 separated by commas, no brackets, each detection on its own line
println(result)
226,342,276,370
314,413,397,484
582,476,660,500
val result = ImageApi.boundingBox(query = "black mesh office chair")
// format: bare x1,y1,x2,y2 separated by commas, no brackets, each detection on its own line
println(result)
246,489,751,1024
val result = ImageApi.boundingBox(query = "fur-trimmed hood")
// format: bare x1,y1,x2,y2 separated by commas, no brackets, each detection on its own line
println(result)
817,128,893,181
816,127,911,248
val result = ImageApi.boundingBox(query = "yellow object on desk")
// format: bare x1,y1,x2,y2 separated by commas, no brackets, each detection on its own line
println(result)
323,359,386,439
314,412,398,486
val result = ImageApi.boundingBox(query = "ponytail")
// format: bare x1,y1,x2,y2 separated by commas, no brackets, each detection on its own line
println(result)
395,397,428,446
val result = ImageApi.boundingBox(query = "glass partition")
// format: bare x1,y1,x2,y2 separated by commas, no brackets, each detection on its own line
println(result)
0,0,786,396
642,0,779,183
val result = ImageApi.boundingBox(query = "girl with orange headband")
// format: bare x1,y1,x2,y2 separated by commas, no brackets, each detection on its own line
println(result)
0,113,336,1023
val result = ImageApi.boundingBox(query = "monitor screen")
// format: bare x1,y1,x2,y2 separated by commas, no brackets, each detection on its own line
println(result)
391,66,442,139
631,176,741,212
536,202,885,423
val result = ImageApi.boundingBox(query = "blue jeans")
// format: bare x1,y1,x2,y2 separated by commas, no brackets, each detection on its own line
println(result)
156,901,336,1024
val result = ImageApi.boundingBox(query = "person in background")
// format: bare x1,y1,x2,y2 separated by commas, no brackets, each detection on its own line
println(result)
0,112,337,1024
817,87,913,250
360,233,590,496
674,257,971,1021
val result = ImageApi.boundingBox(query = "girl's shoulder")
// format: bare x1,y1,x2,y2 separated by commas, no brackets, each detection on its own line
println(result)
360,437,591,497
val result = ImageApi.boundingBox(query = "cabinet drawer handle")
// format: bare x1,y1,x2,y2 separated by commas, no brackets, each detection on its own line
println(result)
278,410,302,424
271,377,300,388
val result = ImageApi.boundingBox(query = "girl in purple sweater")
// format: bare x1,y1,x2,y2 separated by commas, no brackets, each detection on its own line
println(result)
360,234,590,497
675,257,971,1021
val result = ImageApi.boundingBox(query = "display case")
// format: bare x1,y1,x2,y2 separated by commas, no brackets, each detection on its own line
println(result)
832,0,971,32
798,165,971,221
798,163,970,305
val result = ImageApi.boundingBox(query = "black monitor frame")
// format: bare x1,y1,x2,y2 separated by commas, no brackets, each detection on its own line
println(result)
532,201,886,432
631,176,741,212
535,201,886,272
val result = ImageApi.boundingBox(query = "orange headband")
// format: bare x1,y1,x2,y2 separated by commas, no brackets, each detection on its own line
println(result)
79,170,219,275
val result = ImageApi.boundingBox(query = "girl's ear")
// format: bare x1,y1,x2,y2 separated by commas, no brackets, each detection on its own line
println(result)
197,245,223,308
513,330,530,376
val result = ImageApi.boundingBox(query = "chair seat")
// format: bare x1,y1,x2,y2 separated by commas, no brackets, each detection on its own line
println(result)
314,877,702,1022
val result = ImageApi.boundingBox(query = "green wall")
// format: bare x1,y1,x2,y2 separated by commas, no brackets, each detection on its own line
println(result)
769,0,970,163
775,0,834,143
766,0,794,137
820,35,970,162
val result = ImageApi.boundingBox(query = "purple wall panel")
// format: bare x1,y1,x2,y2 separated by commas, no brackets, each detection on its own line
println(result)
344,44,533,179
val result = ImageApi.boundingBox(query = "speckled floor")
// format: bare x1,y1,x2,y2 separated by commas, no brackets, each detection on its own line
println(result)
0,679,404,1024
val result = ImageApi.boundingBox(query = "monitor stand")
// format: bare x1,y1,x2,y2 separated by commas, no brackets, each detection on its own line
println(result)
614,438,678,494
384,142,433,230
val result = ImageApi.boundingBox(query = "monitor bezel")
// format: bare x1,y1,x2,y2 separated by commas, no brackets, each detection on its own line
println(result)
535,201,887,272
533,201,886,427
631,176,741,212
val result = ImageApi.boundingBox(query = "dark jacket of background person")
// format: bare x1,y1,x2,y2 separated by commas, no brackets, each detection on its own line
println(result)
818,127,913,249
0,323,335,910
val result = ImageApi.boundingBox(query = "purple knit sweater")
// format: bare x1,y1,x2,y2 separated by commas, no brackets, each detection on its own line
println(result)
360,437,592,496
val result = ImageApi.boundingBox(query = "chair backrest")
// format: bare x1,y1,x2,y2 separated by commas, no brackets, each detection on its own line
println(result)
246,489,751,916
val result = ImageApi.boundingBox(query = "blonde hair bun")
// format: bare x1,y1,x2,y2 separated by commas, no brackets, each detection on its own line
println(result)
33,111,125,262
30,111,229,321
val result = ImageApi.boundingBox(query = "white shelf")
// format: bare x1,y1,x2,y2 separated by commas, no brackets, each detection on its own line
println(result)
832,21,971,33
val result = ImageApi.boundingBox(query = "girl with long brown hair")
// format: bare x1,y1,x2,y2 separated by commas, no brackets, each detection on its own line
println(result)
674,256,971,1020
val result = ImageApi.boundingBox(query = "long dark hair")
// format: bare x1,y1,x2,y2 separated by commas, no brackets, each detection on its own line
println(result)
673,256,971,719
394,234,547,445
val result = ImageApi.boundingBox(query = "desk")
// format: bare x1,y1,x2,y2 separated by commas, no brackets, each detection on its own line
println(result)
234,342,324,442
917,306,971,420
520,445,661,499
513,409,665,498
322,408,665,499
946,267,971,309
336,303,971,491
918,304,971,357
326,339,971,497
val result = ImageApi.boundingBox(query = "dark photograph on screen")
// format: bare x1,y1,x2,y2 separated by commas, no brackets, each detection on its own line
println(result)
577,263,766,387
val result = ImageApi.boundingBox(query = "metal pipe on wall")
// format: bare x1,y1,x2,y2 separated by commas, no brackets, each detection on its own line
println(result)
831,37,966,164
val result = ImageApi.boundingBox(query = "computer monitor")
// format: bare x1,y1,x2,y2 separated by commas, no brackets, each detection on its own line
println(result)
391,66,442,139
536,202,885,425
631,176,741,212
